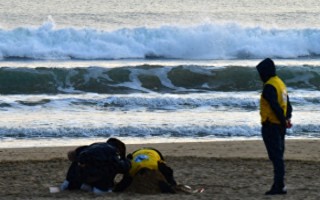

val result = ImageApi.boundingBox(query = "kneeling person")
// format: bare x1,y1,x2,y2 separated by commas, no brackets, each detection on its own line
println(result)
114,147,177,194
60,138,131,194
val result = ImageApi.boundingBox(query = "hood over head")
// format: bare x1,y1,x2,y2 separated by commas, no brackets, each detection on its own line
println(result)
256,58,276,82
107,137,126,158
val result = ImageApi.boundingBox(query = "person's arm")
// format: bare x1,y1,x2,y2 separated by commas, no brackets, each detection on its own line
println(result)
262,84,287,126
113,174,133,192
158,161,177,186
113,153,133,192
67,145,88,162
113,156,131,173
286,95,292,120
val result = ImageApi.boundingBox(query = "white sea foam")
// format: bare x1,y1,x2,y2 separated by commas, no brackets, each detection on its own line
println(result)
1,21,320,60
2,91,320,112
1,91,320,140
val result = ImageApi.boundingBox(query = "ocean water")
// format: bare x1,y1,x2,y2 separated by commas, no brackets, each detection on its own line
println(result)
1,0,320,147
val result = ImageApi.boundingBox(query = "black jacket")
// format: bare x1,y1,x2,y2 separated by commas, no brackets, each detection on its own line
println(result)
77,142,131,173
66,141,131,190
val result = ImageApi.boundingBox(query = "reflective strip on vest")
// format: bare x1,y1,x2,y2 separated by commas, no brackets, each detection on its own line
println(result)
260,76,287,124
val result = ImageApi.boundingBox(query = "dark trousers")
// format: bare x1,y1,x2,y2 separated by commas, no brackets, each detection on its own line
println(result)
66,162,114,191
262,123,285,186
66,162,82,190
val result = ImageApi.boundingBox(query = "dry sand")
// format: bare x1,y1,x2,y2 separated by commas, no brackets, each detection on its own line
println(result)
0,139,319,199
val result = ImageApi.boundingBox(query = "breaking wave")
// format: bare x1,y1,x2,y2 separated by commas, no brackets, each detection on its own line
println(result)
1,64,320,94
0,124,318,139
0,21,320,60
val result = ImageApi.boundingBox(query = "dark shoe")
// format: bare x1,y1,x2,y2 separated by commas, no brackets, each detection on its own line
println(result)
265,185,287,195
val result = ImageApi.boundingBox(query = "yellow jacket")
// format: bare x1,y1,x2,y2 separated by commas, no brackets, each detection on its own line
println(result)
260,76,288,124
129,148,164,176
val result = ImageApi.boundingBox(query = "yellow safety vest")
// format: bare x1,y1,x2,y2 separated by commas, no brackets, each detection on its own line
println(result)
260,76,288,124
129,148,163,176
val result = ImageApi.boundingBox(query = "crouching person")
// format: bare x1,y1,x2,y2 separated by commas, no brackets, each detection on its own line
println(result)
60,138,131,195
114,147,178,194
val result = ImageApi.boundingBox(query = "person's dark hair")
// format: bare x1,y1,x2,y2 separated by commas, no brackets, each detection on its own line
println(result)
107,138,126,158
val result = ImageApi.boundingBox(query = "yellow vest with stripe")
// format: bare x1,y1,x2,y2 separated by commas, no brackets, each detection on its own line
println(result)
260,76,288,124
129,148,163,176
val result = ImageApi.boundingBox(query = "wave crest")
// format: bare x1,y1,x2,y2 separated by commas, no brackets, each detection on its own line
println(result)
1,65,320,94
1,22,320,60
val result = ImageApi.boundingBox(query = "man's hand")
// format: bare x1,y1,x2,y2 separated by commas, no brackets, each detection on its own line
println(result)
286,119,292,129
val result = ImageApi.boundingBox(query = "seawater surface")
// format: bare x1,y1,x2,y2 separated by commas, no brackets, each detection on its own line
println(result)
0,0,320,147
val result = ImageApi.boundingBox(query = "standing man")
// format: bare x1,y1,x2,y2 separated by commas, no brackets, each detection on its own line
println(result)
256,58,292,195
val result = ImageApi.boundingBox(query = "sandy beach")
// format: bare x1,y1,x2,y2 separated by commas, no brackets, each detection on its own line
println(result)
0,139,319,199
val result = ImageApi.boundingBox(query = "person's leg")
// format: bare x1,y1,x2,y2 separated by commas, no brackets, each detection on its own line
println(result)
61,162,83,190
92,178,113,193
89,165,115,194
262,124,286,194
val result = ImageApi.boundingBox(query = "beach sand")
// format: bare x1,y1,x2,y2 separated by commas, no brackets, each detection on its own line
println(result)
0,139,319,199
